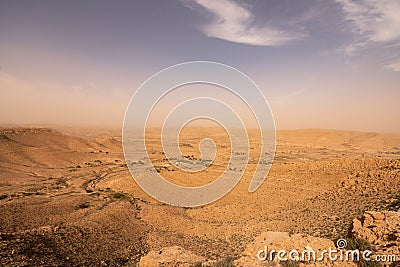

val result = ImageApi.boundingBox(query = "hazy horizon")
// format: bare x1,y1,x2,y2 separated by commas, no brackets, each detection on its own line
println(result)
1,0,399,133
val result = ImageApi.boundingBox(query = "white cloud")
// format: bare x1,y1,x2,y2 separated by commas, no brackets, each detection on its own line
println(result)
185,0,306,46
385,57,400,72
337,0,400,45
336,0,400,71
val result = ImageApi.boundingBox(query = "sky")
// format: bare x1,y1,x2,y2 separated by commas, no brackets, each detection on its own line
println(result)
0,0,399,132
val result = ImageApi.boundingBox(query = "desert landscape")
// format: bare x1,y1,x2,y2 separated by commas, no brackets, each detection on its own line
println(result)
1,126,399,266
2,0,400,266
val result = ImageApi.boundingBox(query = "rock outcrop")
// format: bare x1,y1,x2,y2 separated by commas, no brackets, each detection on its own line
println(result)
351,210,400,263
235,231,355,266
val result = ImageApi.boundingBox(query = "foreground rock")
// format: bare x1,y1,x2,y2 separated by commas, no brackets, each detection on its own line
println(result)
236,231,355,266
139,246,205,267
352,210,400,263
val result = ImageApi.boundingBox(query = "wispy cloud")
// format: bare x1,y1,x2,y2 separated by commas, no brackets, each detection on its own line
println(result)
270,88,310,105
336,0,400,50
385,57,400,72
184,0,307,46
336,0,400,71
338,0,400,43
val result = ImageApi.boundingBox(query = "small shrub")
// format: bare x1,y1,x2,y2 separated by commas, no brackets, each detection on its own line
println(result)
0,194,8,200
386,233,397,241
77,202,90,209
55,177,68,186
281,260,300,267
345,237,372,251
358,260,382,267
344,237,381,267
210,257,235,267
288,229,295,237
109,192,131,201
387,199,400,211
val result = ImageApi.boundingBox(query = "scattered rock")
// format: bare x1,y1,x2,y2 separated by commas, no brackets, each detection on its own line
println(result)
352,210,400,260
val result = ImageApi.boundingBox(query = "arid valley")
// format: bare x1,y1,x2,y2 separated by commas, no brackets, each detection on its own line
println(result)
2,0,400,266
1,127,399,266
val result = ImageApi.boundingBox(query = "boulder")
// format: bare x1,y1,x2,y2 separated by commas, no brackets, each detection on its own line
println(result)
352,210,400,262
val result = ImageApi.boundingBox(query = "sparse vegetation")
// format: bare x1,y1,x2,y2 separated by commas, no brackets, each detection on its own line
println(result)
387,198,400,211
343,237,382,267
210,257,235,267
345,237,373,251
77,202,90,209
51,177,68,189
281,260,301,267
288,229,295,237
109,192,131,201
0,194,8,200
358,259,382,267
386,233,397,241
55,177,68,186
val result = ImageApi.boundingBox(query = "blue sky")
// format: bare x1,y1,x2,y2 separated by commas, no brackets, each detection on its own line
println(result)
1,0,399,132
